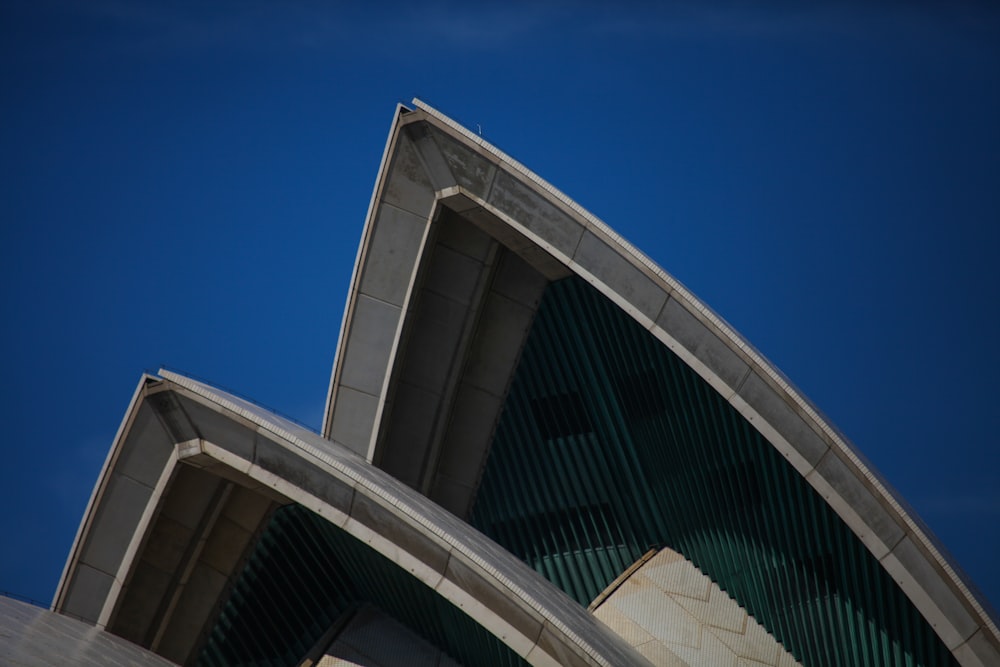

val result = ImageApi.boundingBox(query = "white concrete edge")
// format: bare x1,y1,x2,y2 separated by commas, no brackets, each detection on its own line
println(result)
432,575,540,660
164,370,643,667
445,189,820,480
364,207,438,463
322,103,410,440
97,447,179,629
163,370,371,491
246,455,551,664
53,374,159,612
199,440,255,478
412,102,999,646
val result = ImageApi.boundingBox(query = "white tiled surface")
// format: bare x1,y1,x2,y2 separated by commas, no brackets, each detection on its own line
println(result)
593,549,801,667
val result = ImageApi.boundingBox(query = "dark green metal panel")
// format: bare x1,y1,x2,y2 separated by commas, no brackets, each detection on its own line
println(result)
469,276,957,667
196,505,528,667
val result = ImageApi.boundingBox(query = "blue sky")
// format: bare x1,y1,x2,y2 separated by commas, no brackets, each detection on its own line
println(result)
2,0,999,617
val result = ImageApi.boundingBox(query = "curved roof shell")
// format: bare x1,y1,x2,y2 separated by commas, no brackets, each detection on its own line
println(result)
54,100,998,667
54,371,647,666
323,100,998,667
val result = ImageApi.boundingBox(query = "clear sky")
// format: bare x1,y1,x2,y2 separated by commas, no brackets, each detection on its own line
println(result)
2,1,998,618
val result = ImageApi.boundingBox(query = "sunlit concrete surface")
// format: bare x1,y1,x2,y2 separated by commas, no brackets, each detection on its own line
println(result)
323,99,1000,666
50,99,1000,667
591,550,800,667
55,371,650,667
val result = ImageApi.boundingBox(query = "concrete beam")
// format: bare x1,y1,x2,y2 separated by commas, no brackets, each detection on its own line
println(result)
165,371,653,667
367,99,999,665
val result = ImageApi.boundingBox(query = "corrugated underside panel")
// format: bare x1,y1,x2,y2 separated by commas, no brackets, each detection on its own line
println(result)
196,505,527,667
469,277,957,667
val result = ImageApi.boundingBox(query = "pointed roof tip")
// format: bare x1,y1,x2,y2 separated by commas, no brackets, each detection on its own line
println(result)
319,99,1000,664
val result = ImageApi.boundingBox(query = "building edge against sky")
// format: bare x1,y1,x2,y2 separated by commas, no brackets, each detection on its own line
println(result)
48,100,1000,667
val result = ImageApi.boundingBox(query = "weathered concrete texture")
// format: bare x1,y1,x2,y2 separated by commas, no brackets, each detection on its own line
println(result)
107,465,275,665
954,628,1000,667
381,132,436,218
408,106,1000,663
49,378,290,661
349,493,451,577
0,595,179,667
326,102,1000,666
446,193,571,281
339,295,402,397
731,371,830,475
462,290,534,392
155,562,228,663
358,206,428,307
654,297,750,393
430,129,498,201
162,371,652,667
115,401,177,487
428,250,547,517
880,536,981,652
398,109,997,667
397,291,470,391
404,120,458,192
487,169,584,261
145,387,199,444
78,474,152,577
58,368,651,666
368,203,550,512
376,382,439,486
328,386,379,454
435,200,496,260
443,549,547,649
428,385,503,515
256,435,353,514
806,448,905,560
58,102,1000,667
61,394,175,626
374,211,498,489
491,246,553,307
60,563,115,626
592,549,801,667
422,242,487,306
327,114,577,472
105,561,171,646
175,394,258,462
329,292,404,455
314,605,462,667
324,110,442,457
572,230,668,326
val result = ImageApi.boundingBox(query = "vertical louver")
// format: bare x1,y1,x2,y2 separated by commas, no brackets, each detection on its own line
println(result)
197,505,527,667
469,277,957,667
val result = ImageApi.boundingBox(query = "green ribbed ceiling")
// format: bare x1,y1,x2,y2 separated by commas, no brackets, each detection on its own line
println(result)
469,276,957,667
197,504,527,667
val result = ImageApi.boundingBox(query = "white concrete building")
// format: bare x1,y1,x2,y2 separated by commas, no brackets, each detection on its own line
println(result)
41,101,1000,667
